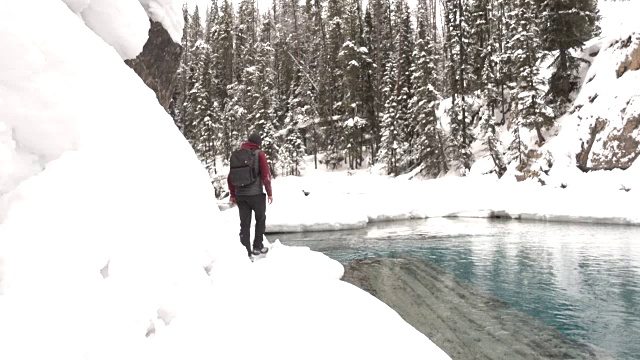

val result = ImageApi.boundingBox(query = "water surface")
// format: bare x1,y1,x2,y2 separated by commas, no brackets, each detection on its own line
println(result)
272,218,640,359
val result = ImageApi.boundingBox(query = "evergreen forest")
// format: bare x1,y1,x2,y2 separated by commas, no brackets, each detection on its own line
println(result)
171,0,600,179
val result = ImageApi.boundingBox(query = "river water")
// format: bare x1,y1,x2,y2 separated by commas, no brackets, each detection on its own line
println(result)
271,217,640,360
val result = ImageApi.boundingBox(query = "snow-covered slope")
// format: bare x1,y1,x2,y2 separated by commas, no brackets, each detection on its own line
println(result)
0,0,230,301
532,1,640,189
539,32,640,188
465,1,640,190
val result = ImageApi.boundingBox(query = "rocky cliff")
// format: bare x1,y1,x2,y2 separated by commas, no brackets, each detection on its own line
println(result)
574,32,640,172
125,20,182,111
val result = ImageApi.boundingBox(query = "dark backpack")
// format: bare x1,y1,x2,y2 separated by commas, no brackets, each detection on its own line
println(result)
229,149,259,187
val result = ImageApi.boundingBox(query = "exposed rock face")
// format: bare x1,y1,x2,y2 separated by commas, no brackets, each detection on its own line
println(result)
574,33,640,172
577,98,640,172
616,35,640,78
125,20,182,111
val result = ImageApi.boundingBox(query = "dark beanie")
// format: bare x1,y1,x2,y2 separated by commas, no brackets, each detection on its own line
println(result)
248,132,262,146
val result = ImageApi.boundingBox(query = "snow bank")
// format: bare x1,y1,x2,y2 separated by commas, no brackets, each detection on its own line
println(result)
62,0,184,59
139,0,185,43
246,167,639,233
0,0,227,280
1,0,227,357
80,0,151,59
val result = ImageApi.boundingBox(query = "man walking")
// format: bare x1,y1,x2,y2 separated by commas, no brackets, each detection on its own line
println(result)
228,132,273,257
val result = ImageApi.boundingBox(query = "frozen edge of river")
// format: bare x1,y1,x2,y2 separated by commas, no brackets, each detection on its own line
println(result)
265,210,639,234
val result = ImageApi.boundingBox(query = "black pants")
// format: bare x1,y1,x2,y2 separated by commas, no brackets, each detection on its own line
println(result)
236,193,266,256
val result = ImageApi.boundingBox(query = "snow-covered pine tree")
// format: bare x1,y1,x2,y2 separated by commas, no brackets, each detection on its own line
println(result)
271,0,309,174
509,0,552,146
469,0,491,93
189,5,203,51
299,0,325,169
411,0,448,177
378,62,401,175
199,0,221,174
507,119,528,171
538,0,600,114
443,0,474,172
473,0,509,177
212,0,236,159
224,0,258,152
280,104,306,175
252,16,280,176
365,0,394,162
171,4,191,132
308,0,330,166
269,0,295,135
360,7,379,163
339,0,368,170
503,1,527,170
280,66,310,177
323,0,346,169
195,5,219,175
275,0,300,97
207,0,219,29
490,0,514,125
392,0,415,173
235,0,257,84
221,82,247,157
378,59,400,175
181,6,205,146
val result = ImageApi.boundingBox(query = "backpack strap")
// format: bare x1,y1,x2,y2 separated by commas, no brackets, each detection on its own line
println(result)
252,149,261,177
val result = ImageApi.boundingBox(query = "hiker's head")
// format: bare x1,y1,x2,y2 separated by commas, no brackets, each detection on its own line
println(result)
248,132,262,146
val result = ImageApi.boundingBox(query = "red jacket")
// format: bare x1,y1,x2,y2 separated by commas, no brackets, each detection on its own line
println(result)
227,142,272,198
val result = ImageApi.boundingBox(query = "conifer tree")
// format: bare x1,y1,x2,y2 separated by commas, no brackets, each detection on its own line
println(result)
361,7,379,162
182,6,206,146
300,0,325,169
392,0,415,172
411,0,448,177
510,0,552,146
280,107,306,175
252,17,280,175
491,0,512,124
468,0,491,93
340,0,368,169
443,0,473,171
235,0,257,84
378,59,400,174
323,0,346,169
213,0,236,158
172,4,191,133
539,0,600,113
366,0,393,161
471,1,513,177
226,0,259,151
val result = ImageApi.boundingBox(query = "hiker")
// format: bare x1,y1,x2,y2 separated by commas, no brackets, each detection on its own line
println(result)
227,132,273,257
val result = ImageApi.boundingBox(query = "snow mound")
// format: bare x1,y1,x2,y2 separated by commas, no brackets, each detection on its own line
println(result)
252,171,640,233
139,0,185,43
61,0,184,59
80,0,151,59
